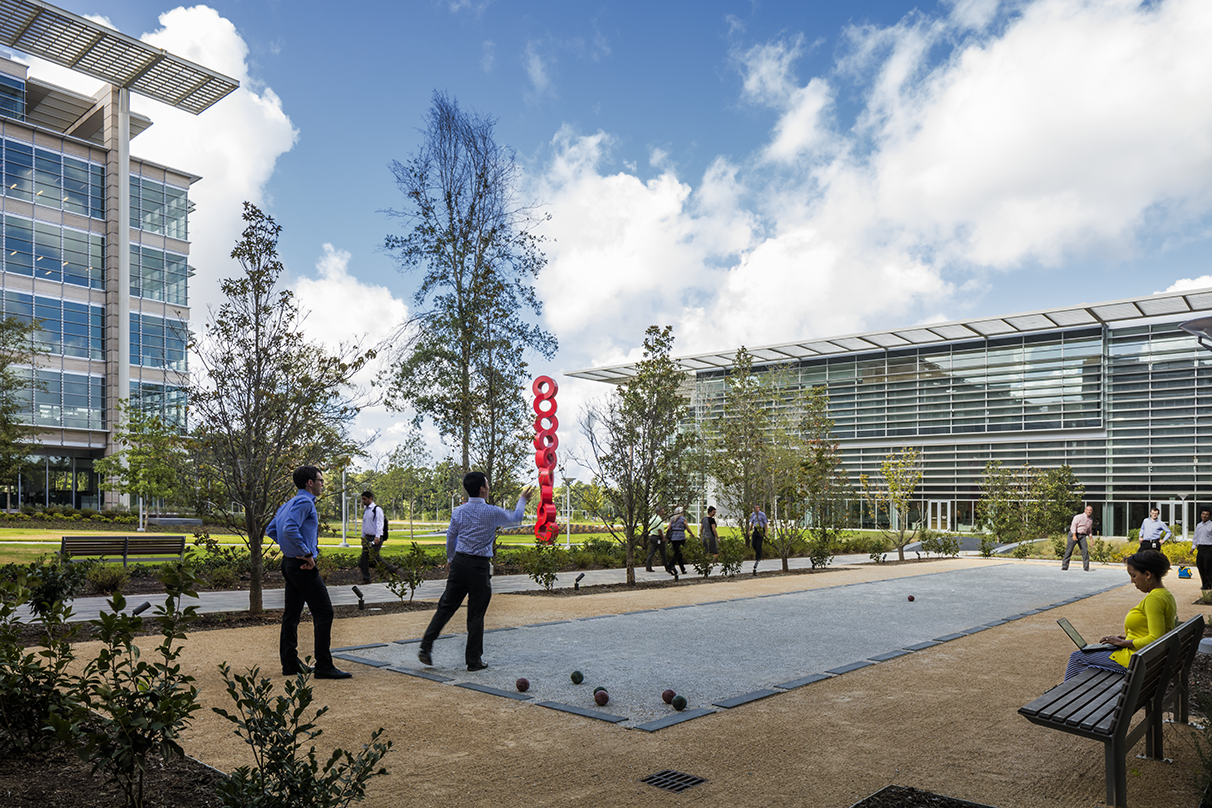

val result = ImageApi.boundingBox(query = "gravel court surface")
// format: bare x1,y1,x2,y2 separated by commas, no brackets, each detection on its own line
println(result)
335,563,1126,726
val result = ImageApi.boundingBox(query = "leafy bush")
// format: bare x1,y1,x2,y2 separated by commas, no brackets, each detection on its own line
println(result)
518,541,563,591
717,537,745,577
1090,538,1116,565
127,563,153,579
26,553,92,618
87,564,129,595
0,570,81,752
683,534,714,578
978,535,999,558
920,532,960,558
1164,541,1196,565
1050,534,1067,559
213,663,392,808
206,566,240,589
69,565,202,808
1011,539,1033,559
807,534,833,569
384,543,433,603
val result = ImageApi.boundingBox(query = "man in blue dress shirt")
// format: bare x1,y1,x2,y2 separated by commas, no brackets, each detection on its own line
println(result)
267,465,351,679
418,472,532,671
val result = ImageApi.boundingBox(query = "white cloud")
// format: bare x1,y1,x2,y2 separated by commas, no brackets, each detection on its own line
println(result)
18,6,298,318
530,0,1212,367
293,244,408,353
1162,277,1212,294
482,39,496,72
525,41,550,94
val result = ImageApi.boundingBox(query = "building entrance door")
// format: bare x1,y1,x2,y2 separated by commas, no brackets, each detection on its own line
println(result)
1158,500,1188,540
928,500,951,532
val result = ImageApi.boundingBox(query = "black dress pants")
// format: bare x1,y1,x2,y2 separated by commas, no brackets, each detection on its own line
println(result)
280,558,334,670
1197,545,1212,590
420,553,492,665
645,534,667,570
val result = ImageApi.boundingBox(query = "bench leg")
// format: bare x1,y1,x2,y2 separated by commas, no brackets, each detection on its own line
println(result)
1106,737,1127,808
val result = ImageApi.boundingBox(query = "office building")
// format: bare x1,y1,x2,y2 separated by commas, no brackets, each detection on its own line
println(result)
570,289,1212,539
0,1,236,507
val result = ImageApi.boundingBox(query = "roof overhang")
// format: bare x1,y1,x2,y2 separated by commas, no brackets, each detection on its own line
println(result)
568,287,1212,384
25,76,151,142
0,0,238,114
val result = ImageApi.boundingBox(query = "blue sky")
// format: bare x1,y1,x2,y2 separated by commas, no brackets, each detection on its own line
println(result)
25,0,1212,473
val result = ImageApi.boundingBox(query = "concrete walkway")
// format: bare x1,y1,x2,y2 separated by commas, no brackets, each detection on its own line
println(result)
28,550,1058,622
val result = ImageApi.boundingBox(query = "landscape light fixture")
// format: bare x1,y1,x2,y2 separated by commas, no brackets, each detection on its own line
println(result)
351,586,364,610
574,572,585,591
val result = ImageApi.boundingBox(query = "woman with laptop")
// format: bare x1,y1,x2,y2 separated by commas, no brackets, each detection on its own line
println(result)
1063,549,1177,681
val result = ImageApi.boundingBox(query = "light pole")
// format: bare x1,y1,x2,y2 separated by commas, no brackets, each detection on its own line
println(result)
564,473,576,550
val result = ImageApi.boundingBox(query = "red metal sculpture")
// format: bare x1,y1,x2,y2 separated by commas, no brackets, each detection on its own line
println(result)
532,376,559,543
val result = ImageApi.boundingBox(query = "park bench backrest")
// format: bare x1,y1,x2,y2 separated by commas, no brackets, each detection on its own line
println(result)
60,535,186,564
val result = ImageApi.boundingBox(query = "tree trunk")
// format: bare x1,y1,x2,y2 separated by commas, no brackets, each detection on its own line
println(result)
625,531,635,585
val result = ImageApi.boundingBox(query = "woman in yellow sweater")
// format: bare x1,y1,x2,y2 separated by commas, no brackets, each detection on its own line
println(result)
1064,549,1177,681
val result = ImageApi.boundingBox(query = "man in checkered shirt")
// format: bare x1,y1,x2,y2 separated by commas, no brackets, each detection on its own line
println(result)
417,472,533,671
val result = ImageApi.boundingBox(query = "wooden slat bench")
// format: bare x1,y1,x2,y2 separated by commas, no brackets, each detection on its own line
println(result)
1018,615,1205,807
60,535,186,567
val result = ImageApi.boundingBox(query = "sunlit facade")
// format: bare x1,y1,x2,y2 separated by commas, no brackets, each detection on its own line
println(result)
571,290,1212,539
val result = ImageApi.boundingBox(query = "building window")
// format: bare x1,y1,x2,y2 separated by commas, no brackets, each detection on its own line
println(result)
130,175,189,240
130,244,188,305
14,368,105,430
130,312,187,372
130,381,187,432
1,139,105,219
0,73,24,121
2,290,105,360
1,214,104,289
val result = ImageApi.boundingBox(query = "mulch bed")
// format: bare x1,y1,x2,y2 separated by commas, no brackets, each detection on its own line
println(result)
0,743,224,808
848,785,999,807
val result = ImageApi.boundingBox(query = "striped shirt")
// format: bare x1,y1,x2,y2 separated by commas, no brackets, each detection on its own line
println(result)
446,496,528,562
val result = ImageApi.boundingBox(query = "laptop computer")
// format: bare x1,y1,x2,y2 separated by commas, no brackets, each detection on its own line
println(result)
1057,618,1117,652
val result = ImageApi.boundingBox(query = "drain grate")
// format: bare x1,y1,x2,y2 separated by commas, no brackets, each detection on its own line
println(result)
641,770,708,793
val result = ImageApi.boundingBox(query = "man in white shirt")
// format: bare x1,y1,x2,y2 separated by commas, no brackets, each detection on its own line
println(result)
1194,508,1212,590
1138,507,1171,552
359,490,396,584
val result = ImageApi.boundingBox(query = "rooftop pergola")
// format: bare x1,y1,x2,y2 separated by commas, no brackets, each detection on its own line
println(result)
0,0,238,114
569,287,1212,384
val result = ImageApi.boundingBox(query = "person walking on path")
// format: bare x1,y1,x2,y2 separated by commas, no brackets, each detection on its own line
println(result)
358,490,397,584
700,506,719,558
1194,508,1212,590
750,504,768,575
418,472,532,671
645,506,668,572
267,465,351,680
1138,507,1171,552
1062,505,1094,572
666,506,694,576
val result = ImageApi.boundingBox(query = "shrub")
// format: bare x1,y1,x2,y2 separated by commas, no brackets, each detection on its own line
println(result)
717,536,745,577
127,564,154,580
807,534,833,569
519,541,563,591
0,570,81,752
206,566,240,590
1050,534,1067,559
1164,541,1196,565
1011,538,1033,559
683,534,714,578
70,565,202,808
384,543,433,603
978,535,998,558
87,564,129,595
213,664,392,808
1090,538,1116,565
920,532,960,558
27,553,91,618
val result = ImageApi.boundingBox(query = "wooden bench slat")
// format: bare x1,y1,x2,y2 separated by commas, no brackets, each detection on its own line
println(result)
60,535,186,566
1018,614,1205,808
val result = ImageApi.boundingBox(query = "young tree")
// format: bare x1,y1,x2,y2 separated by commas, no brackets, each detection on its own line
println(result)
0,314,47,496
581,326,692,584
382,91,556,490
978,461,1084,546
705,348,776,545
189,203,374,614
861,447,924,561
798,386,850,566
94,400,181,531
